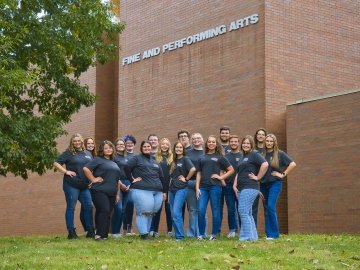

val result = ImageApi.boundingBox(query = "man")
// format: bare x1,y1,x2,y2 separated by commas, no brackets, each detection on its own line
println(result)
185,132,204,237
148,134,159,157
220,126,231,154
223,135,242,238
177,129,192,151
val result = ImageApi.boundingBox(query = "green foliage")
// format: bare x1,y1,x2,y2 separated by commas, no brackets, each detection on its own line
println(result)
0,234,359,269
0,0,125,179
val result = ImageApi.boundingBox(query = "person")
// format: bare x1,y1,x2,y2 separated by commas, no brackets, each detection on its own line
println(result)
233,135,268,241
177,129,192,151
150,138,173,237
79,137,97,232
148,134,159,156
53,133,94,239
223,135,242,238
185,132,204,237
83,140,122,240
122,134,137,235
261,134,296,240
111,138,130,238
196,135,234,240
219,126,231,154
168,141,196,240
252,128,268,227
84,137,97,158
124,141,166,239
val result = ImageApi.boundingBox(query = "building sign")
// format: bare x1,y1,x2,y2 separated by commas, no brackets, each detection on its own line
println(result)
122,13,259,66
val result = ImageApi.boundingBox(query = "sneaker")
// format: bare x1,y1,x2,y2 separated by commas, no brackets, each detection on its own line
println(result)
227,232,236,238
208,235,216,241
140,233,150,240
125,231,136,236
266,237,275,240
86,229,95,238
94,235,107,241
68,228,79,240
197,236,204,241
153,232,159,238
167,232,173,238
149,231,154,237
112,234,121,239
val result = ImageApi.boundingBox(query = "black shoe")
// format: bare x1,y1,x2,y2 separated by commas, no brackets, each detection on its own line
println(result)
86,229,95,238
94,235,108,241
140,233,150,240
68,228,79,240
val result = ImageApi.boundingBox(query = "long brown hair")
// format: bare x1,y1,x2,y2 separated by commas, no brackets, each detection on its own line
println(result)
204,135,224,155
84,137,97,157
240,135,255,155
265,134,280,169
170,141,185,173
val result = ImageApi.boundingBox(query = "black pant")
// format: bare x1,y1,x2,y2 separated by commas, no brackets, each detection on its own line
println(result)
91,190,116,238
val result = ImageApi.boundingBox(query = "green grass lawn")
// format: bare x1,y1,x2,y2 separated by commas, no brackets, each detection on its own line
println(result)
1,234,359,270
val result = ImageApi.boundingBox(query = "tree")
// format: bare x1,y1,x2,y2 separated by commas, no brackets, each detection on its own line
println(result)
0,0,125,179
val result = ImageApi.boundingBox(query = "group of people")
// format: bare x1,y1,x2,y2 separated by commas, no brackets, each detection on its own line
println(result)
54,126,296,241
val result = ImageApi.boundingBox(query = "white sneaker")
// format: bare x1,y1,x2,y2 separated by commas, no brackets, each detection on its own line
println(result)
266,237,275,240
208,235,216,241
167,232,173,238
227,232,236,238
149,231,154,237
197,236,204,241
153,232,159,238
112,234,121,239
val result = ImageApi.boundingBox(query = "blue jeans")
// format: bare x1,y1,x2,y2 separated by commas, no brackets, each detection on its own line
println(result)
223,184,239,232
261,181,282,238
186,180,199,237
252,194,260,227
198,185,222,237
169,189,188,240
111,180,131,234
131,189,163,235
238,189,259,241
63,181,93,231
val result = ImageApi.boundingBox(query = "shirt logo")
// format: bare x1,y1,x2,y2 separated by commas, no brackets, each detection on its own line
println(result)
85,156,91,159
236,158,240,161
177,164,183,167
153,164,159,168
211,158,218,162
243,158,248,162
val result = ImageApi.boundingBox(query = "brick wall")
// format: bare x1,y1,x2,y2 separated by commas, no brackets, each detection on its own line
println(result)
287,90,360,233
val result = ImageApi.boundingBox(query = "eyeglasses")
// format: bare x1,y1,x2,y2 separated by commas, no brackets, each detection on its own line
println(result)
179,135,188,138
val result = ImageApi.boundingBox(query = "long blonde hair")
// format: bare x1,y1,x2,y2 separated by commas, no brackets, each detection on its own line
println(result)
67,133,85,154
265,134,280,169
155,138,173,165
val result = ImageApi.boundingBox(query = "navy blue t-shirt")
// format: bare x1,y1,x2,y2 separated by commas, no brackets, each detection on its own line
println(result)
186,148,204,181
56,150,92,189
84,157,121,195
125,154,164,192
113,154,128,180
236,151,267,190
225,151,242,185
169,156,195,191
157,155,171,193
222,144,231,154
255,146,265,155
262,150,293,183
198,154,231,187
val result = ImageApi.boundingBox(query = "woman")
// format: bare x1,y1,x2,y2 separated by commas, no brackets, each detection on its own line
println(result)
252,128,268,227
233,135,268,241
79,137,97,232
111,138,130,238
261,134,296,239
125,141,166,239
83,140,121,241
84,137,97,158
196,135,234,241
168,141,196,240
150,138,173,237
53,133,94,239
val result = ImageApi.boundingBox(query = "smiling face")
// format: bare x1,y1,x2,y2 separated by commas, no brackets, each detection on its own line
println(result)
191,133,203,148
206,136,217,151
72,136,83,150
103,143,114,158
256,130,266,144
141,142,152,155
174,142,184,157
160,139,170,153
229,137,240,151
86,139,95,151
265,136,275,150
241,138,252,153
125,140,135,153
178,132,190,147
220,129,230,144
115,140,125,153
148,135,159,150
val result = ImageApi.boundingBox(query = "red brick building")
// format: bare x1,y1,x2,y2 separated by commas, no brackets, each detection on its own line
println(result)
0,1,359,236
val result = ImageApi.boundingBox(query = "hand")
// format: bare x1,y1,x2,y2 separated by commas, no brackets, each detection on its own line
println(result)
116,193,120,203
271,171,284,178
92,177,103,184
196,189,201,200
233,186,238,198
65,170,76,177
178,175,186,182
133,177,142,183
211,174,222,180
248,172,259,181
